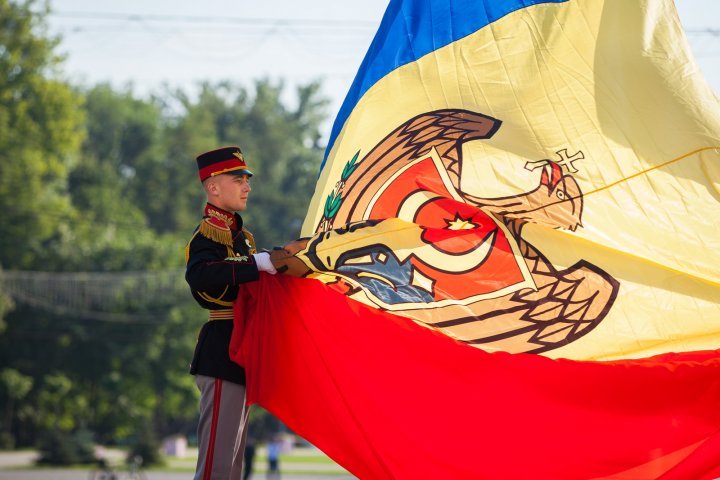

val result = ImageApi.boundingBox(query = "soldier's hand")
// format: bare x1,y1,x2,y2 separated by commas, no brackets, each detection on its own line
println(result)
269,238,309,274
268,247,293,274
282,237,309,256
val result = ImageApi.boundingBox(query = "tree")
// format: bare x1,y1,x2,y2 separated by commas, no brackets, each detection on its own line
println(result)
63,83,181,272
0,0,85,269
0,368,32,449
238,80,329,246
158,79,329,246
0,267,13,334
35,429,95,466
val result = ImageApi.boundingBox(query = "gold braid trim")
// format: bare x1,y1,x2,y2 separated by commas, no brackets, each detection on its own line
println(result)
199,219,233,247
185,230,200,264
198,291,234,307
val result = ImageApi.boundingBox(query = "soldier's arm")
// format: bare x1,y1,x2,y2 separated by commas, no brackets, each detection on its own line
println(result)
186,234,272,291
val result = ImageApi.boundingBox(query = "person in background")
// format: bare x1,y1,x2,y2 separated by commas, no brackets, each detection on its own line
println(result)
243,435,257,480
266,434,282,479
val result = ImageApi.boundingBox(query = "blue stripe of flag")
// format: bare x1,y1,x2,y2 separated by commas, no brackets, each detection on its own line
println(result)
321,0,569,172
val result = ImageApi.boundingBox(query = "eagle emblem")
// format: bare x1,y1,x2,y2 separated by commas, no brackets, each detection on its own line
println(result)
288,109,619,354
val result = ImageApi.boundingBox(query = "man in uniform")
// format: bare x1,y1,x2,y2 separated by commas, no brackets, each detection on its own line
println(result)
185,146,299,480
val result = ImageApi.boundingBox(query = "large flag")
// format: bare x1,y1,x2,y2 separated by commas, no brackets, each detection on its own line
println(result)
231,0,720,478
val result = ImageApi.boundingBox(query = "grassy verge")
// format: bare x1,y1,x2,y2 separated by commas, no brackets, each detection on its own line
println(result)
0,447,352,476
158,448,348,474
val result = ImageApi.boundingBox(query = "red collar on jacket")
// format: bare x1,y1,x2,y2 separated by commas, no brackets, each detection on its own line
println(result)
203,203,239,231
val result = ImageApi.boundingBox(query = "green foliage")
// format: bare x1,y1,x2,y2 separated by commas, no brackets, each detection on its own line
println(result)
34,373,90,432
0,280,14,334
0,432,14,450
159,80,328,246
0,0,85,269
0,0,329,454
0,368,33,445
0,368,33,400
36,429,96,465
127,423,163,467
248,406,286,443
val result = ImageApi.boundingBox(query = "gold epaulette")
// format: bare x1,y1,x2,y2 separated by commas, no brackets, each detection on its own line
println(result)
199,218,233,247
242,228,257,254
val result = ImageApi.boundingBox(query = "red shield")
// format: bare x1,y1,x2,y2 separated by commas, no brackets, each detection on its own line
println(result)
363,150,532,304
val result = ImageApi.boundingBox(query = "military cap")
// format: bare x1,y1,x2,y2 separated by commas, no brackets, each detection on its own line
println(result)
196,146,253,182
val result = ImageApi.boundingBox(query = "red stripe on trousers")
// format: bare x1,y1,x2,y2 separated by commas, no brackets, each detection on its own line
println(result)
203,379,223,480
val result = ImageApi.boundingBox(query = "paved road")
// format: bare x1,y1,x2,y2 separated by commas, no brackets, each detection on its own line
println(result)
0,451,37,470
0,471,356,480
0,450,357,480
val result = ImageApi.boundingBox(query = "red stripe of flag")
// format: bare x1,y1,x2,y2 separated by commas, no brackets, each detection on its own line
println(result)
231,273,720,480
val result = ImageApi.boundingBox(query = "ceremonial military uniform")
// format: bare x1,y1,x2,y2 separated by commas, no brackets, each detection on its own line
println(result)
186,202,259,384
185,146,276,480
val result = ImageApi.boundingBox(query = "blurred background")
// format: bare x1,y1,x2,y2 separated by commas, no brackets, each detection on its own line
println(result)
0,0,717,476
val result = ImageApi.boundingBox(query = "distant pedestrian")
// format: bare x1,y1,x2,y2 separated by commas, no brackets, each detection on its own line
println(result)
243,436,257,480
266,435,281,479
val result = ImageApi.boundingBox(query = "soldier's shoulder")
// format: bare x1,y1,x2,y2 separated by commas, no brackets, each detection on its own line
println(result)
194,216,233,247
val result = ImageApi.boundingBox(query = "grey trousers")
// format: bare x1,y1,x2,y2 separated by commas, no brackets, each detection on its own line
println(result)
194,375,249,480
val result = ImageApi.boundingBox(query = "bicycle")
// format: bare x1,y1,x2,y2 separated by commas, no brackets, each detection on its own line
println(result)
88,455,147,480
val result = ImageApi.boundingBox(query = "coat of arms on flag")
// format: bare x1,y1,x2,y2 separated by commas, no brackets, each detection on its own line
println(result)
287,109,620,353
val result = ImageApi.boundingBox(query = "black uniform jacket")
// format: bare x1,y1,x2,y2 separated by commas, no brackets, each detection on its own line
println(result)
185,203,260,385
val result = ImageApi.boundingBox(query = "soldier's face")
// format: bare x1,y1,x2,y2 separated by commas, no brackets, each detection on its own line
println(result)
209,173,252,212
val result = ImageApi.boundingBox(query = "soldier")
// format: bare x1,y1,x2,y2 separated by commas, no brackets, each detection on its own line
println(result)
185,146,299,480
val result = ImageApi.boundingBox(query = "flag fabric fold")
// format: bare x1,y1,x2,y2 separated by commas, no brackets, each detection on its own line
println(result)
231,0,720,477
231,273,720,479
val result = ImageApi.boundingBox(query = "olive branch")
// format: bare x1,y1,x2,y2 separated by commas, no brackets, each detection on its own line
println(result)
323,150,360,220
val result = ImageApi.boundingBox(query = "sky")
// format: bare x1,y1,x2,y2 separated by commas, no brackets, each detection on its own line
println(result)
47,0,720,141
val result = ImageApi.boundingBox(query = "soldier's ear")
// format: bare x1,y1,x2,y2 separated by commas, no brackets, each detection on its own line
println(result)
204,178,220,196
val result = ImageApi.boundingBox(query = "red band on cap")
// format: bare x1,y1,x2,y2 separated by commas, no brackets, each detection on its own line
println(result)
198,158,247,181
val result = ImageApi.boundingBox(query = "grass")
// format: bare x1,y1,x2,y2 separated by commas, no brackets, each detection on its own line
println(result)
0,446,352,477
255,453,338,464
158,447,349,475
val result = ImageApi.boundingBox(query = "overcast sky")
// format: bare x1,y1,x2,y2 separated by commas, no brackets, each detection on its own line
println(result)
47,0,720,140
